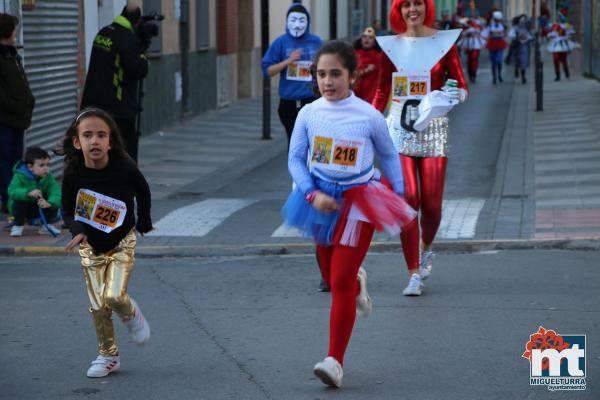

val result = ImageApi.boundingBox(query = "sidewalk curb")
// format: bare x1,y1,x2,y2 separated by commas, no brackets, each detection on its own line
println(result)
0,245,74,256
2,238,599,258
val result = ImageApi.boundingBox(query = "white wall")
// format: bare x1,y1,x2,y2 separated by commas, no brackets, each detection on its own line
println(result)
269,1,289,42
98,0,127,28
311,0,330,39
83,0,126,72
254,0,261,48
209,0,216,49
84,0,98,71
338,0,349,39
506,0,532,21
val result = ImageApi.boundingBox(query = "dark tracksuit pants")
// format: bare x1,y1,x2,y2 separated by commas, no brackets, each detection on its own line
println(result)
114,118,138,163
277,97,317,151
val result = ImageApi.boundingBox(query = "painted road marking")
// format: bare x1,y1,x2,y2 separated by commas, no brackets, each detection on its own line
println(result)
147,198,258,237
271,224,304,237
437,198,485,239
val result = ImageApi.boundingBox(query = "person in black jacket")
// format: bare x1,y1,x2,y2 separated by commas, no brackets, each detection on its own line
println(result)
81,5,148,162
0,13,35,214
56,108,153,378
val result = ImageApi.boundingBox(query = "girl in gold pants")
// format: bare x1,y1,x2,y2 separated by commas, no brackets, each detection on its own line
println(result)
57,108,153,378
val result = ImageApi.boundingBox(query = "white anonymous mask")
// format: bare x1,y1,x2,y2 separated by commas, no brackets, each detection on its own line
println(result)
287,12,308,38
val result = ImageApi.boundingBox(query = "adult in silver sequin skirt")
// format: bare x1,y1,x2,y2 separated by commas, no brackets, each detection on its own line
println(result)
386,102,450,157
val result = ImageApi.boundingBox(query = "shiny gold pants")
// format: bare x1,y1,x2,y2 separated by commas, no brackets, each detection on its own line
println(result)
80,231,136,356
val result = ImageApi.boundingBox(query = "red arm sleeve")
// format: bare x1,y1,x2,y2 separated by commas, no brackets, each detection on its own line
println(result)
445,45,468,93
371,53,395,112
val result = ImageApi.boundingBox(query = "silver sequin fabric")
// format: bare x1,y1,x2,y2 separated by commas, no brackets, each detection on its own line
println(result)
386,102,450,157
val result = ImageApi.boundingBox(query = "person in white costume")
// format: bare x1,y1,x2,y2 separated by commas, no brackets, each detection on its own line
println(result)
547,13,578,81
458,16,486,82
481,10,508,84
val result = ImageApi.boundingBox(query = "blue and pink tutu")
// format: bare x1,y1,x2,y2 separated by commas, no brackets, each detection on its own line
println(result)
281,177,416,247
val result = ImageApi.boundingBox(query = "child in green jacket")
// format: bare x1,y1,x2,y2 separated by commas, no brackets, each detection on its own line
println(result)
8,147,61,236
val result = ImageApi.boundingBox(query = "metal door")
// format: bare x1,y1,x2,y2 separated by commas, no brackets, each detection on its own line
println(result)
22,0,80,175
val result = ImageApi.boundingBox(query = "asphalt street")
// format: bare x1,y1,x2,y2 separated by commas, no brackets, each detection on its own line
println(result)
1,51,599,400
1,250,598,400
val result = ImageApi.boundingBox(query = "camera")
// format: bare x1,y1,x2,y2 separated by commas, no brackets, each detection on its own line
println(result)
137,11,164,50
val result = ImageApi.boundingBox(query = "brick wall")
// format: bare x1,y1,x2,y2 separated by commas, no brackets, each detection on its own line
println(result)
217,0,238,54
238,0,254,51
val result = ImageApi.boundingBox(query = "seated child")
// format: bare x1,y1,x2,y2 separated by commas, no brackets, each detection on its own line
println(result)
8,147,61,236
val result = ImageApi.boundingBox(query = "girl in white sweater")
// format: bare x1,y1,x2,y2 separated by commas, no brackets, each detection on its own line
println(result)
282,40,415,388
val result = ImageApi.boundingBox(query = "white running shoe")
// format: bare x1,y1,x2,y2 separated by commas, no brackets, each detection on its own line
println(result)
356,267,372,318
38,225,61,236
419,250,435,280
10,225,23,237
86,354,120,378
124,298,150,344
313,356,343,388
402,273,423,296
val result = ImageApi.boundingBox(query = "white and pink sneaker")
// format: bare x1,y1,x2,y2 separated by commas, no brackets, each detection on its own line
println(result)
124,298,150,344
86,354,120,378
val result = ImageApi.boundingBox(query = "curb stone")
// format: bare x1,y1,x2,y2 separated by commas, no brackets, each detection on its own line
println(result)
1,237,599,258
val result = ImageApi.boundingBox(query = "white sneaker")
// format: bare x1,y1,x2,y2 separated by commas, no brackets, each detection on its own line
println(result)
38,225,61,236
313,356,343,388
419,250,435,280
86,354,120,378
124,298,150,344
10,225,24,237
402,273,423,296
356,267,372,318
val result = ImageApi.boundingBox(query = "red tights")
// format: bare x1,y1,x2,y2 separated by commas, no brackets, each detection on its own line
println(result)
467,49,480,75
553,52,569,77
316,221,374,365
399,155,447,269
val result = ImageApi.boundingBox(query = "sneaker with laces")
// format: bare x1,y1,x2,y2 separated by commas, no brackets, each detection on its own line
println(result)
123,298,150,344
403,273,423,296
356,267,372,318
313,356,343,388
86,354,120,378
38,225,61,236
419,250,435,280
10,225,24,237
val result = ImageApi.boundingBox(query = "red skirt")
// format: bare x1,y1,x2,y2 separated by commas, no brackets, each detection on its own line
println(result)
332,181,417,247
486,37,507,51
